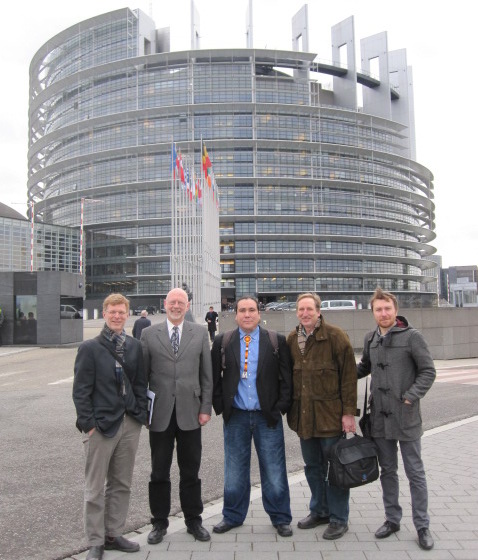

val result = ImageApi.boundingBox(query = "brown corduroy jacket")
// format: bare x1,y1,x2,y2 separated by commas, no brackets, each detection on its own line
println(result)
287,317,357,439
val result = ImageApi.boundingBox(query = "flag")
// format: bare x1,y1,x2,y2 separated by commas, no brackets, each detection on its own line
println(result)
171,143,177,179
203,143,212,178
179,153,185,185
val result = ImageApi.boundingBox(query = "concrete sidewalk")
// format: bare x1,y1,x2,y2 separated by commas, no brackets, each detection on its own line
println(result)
70,416,478,560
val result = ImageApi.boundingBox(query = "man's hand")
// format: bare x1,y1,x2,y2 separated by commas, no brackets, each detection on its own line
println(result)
198,413,211,426
88,427,96,436
342,414,356,433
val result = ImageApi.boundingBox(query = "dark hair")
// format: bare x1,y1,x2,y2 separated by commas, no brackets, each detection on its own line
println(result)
234,295,260,313
369,287,398,311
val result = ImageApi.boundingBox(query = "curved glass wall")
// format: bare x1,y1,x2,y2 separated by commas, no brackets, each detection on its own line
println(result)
28,8,437,306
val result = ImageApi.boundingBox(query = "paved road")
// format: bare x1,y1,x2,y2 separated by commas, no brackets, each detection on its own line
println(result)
0,321,477,560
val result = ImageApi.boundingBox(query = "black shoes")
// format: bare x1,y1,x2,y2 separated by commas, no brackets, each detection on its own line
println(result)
375,520,400,539
418,527,434,550
147,524,167,544
274,524,293,537
187,522,211,541
322,522,348,540
86,545,104,560
213,518,243,533
104,535,139,553
297,513,330,529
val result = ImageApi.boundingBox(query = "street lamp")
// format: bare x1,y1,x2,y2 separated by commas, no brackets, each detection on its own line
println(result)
80,197,103,275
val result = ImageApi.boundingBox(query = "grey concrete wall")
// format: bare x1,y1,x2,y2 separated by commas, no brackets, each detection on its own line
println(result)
0,271,83,346
0,272,14,345
217,307,478,360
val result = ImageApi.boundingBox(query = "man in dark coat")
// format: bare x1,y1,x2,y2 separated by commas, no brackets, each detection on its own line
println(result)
211,295,293,537
132,309,151,339
73,293,148,560
204,306,218,342
357,287,435,551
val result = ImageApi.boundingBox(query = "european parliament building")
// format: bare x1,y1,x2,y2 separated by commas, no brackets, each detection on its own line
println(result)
28,4,437,308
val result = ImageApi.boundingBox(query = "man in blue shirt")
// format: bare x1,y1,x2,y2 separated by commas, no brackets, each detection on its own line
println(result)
211,296,293,536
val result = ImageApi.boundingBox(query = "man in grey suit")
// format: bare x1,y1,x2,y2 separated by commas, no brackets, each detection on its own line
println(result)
141,287,213,543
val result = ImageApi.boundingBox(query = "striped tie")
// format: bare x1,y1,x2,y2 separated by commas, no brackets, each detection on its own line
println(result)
171,326,179,355
242,335,251,379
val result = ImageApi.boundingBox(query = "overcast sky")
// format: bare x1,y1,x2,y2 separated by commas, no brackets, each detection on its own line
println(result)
1,0,475,268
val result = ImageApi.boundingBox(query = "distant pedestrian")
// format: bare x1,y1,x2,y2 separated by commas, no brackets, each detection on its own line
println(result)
357,287,436,551
204,306,218,342
0,306,4,346
132,309,151,340
73,293,148,560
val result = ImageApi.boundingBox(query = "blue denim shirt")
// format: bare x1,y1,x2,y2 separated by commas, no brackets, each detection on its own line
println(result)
233,326,261,410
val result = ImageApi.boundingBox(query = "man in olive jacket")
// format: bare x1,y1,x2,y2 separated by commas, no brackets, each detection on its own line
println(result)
357,287,435,551
287,293,357,541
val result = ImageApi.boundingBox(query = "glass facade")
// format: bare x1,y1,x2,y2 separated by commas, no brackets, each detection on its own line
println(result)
28,8,437,307
0,217,79,273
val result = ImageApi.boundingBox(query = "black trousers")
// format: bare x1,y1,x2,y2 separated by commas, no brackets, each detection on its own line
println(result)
149,409,203,528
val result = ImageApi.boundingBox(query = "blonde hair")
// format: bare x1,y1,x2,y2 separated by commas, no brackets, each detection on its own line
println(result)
103,293,130,313
296,292,321,311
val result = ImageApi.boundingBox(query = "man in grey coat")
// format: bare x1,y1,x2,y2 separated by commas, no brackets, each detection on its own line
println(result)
141,287,213,544
357,287,436,551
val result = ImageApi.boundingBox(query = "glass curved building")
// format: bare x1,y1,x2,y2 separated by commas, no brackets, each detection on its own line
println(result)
28,5,437,308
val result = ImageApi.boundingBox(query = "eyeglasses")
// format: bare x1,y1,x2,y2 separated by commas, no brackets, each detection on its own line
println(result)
106,310,128,316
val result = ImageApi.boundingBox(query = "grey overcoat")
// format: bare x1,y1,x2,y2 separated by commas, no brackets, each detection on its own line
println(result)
141,320,213,432
357,315,436,441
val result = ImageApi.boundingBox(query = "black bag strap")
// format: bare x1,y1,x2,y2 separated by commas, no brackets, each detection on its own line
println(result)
363,377,370,414
97,336,134,391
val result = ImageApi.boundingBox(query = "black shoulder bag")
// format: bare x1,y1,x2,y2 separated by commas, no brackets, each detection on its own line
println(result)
326,432,379,489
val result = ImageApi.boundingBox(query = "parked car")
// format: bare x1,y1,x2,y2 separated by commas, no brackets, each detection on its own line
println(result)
133,305,156,315
321,299,357,311
273,301,297,311
60,304,83,319
264,302,282,311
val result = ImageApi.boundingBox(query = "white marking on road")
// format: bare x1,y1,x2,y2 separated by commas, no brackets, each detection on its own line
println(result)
48,376,74,385
0,370,29,378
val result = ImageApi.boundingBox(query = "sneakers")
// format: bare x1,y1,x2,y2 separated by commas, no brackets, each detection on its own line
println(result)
322,522,348,540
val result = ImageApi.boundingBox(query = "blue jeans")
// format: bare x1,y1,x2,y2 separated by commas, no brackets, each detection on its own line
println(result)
300,436,350,525
223,409,292,526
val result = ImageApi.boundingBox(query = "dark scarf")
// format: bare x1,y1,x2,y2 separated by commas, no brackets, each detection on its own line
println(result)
102,324,126,395
297,316,322,355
